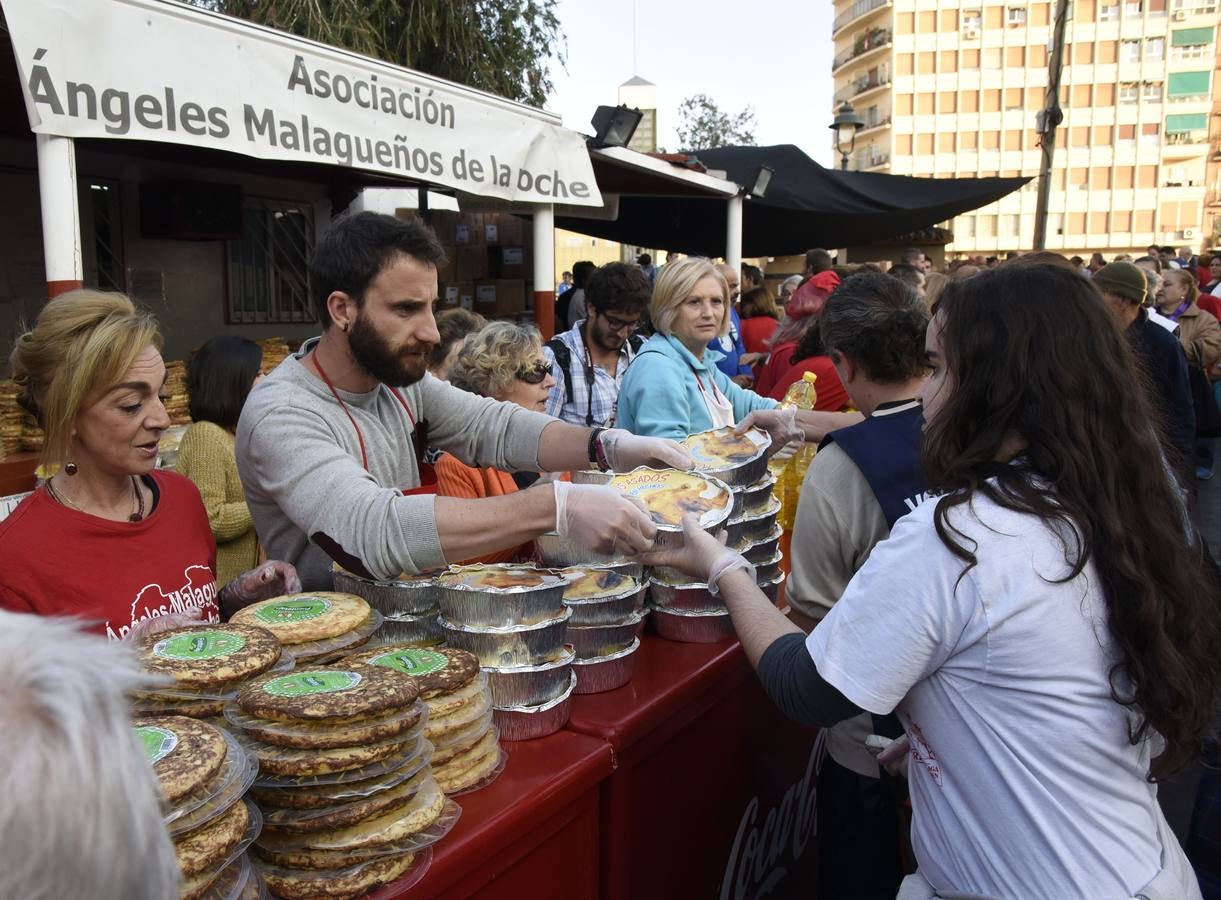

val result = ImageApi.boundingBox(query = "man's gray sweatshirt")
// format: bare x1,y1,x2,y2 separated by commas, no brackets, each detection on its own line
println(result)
236,338,552,590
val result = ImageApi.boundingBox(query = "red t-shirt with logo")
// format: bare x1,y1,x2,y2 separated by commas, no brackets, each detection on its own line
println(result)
0,470,219,640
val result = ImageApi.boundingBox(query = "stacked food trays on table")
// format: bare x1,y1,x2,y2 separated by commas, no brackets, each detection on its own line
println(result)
330,564,445,649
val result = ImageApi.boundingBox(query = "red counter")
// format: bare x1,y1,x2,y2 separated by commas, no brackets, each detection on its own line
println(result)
566,634,822,900
374,729,613,900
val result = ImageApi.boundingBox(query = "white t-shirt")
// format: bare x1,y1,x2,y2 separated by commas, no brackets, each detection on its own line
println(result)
807,492,1180,899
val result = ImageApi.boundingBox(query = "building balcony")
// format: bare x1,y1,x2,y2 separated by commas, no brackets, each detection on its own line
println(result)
833,28,893,73
857,115,893,136
833,0,892,36
835,73,892,105
852,150,890,171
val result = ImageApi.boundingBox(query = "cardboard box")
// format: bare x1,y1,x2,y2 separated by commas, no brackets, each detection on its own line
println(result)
457,282,475,311
438,283,461,310
437,245,458,284
492,213,525,245
456,245,490,281
475,279,526,317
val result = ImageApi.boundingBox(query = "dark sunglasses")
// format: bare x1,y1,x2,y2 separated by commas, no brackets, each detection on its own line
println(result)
600,312,642,333
516,361,552,384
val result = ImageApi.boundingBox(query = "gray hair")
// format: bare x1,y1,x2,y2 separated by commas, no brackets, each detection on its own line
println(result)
449,321,543,399
0,612,180,900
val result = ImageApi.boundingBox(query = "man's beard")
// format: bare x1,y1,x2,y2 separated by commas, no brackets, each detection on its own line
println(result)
348,312,428,387
587,317,624,353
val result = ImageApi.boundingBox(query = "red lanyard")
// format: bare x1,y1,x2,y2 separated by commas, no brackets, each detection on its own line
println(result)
690,365,727,407
311,352,415,472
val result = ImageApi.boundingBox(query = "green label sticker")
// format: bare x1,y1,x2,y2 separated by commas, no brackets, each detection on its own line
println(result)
135,725,178,765
369,648,448,676
262,670,362,697
253,596,332,624
152,630,246,661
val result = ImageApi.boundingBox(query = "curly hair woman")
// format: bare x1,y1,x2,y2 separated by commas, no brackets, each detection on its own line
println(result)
647,262,1219,898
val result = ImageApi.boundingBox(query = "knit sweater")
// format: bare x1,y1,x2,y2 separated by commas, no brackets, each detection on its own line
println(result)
435,453,533,566
236,338,552,590
176,420,259,585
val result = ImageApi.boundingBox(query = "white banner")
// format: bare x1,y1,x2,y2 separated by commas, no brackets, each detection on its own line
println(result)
1,0,601,206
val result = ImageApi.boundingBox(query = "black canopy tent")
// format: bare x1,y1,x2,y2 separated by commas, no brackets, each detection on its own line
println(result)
555,144,1031,257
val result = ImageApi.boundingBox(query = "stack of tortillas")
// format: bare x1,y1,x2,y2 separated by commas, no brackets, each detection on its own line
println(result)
230,665,456,896
343,645,503,795
135,715,261,898
131,622,289,720
0,379,23,457
230,593,382,664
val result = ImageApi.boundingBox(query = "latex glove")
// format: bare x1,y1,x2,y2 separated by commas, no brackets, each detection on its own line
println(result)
223,560,303,613
736,408,804,461
554,481,659,556
124,606,206,643
639,514,747,588
877,734,911,779
598,428,693,472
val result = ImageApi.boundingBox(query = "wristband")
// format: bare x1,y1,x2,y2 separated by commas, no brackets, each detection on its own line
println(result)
587,427,607,470
707,551,756,597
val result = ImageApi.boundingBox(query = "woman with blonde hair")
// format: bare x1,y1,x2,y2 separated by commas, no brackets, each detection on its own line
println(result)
0,290,298,639
616,257,778,439
438,321,559,564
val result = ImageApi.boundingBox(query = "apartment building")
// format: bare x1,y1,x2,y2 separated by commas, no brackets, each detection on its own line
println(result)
831,0,1219,258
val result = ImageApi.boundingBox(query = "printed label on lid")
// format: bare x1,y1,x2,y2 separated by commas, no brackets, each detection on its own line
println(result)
153,630,247,661
135,725,178,765
369,648,448,676
253,597,332,624
262,670,363,697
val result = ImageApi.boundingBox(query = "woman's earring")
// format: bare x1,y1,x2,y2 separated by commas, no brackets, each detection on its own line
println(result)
64,461,78,475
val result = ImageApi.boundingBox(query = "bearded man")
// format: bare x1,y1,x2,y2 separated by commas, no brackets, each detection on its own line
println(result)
237,213,689,589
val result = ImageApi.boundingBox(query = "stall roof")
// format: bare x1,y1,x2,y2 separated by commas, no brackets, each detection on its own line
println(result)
556,144,1031,256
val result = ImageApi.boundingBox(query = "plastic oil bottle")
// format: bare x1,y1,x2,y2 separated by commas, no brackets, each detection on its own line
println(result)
768,371,819,530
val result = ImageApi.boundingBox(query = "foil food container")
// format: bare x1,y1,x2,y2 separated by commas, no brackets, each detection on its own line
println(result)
572,638,640,695
733,496,782,544
740,524,783,564
681,426,772,488
330,563,441,617
535,530,633,569
603,467,733,551
648,579,726,614
434,564,569,628
560,569,646,626
754,551,784,586
650,605,737,644
566,608,647,660
760,572,786,604
436,608,571,668
482,645,575,708
492,672,577,741
370,609,443,647
733,473,778,518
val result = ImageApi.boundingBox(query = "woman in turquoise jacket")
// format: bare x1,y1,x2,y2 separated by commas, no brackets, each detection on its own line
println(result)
617,257,777,439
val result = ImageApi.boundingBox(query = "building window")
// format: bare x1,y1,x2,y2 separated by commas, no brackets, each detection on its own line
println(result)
963,48,981,68
896,134,913,154
983,47,1002,68
1120,82,1139,103
897,94,914,115
1134,210,1154,232
1030,44,1048,66
1167,71,1211,101
1072,83,1093,106
917,134,935,154
226,198,316,325
1005,87,1023,109
1121,39,1142,61
941,9,960,29
1123,0,1143,14
941,50,959,72
962,90,980,113
1146,36,1165,59
1099,3,1120,19
1005,130,1023,150
1142,81,1163,103
1116,164,1135,187
1091,166,1113,188
1090,212,1110,234
1002,214,1021,236
1138,164,1158,187
918,94,935,114
985,6,1004,27
983,130,1001,149
962,131,979,149
940,90,958,112
1166,112,1209,143
1074,42,1095,64
1007,6,1028,24
963,9,983,31
956,215,976,239
1007,45,1027,66
1096,83,1116,104
979,214,998,237
1048,212,1064,235
1171,27,1214,58
1098,40,1119,62
1068,212,1087,234
984,89,1002,112
918,52,936,74
1113,210,1133,231
81,180,124,293
1140,122,1160,145
1032,2,1052,24
940,132,956,151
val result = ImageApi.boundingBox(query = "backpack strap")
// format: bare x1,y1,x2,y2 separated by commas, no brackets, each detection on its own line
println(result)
545,337,575,405
628,332,644,354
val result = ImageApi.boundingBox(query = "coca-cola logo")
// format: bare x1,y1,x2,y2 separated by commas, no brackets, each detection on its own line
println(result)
719,742,819,900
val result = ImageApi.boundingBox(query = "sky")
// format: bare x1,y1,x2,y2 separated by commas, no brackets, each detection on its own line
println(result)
543,0,835,166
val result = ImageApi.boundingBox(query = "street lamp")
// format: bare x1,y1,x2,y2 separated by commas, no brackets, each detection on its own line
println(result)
829,101,864,171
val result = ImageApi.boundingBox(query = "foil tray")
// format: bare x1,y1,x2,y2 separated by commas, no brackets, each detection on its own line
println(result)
436,608,571,668
681,426,772,488
434,564,568,628
492,672,577,741
571,638,640,694
650,605,737,644
482,645,575,708
733,472,778,518
330,563,441,617
560,570,646,626
566,608,647,660
647,577,726,614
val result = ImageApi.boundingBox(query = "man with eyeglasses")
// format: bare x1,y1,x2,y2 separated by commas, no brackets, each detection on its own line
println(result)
544,262,650,427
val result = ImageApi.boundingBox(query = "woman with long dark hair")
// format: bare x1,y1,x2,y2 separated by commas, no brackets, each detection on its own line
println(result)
649,262,1218,898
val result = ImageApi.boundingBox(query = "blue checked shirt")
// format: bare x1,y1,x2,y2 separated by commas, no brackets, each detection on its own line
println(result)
543,320,636,427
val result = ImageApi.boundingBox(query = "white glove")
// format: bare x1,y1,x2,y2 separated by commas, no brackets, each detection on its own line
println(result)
124,607,206,643
554,481,658,556
598,428,693,471
223,560,303,613
736,408,804,461
639,514,751,587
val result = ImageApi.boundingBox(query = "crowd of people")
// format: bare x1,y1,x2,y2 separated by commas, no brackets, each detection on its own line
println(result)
2,211,1220,900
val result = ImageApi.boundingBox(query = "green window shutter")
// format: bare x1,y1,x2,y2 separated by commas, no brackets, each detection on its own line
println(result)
1171,27,1214,46
1166,113,1208,133
1167,71,1211,97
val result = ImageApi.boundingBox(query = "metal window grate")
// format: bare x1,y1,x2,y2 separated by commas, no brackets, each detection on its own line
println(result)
226,198,316,325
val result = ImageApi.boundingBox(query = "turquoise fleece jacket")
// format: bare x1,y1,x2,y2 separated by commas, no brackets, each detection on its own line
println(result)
616,333,777,439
